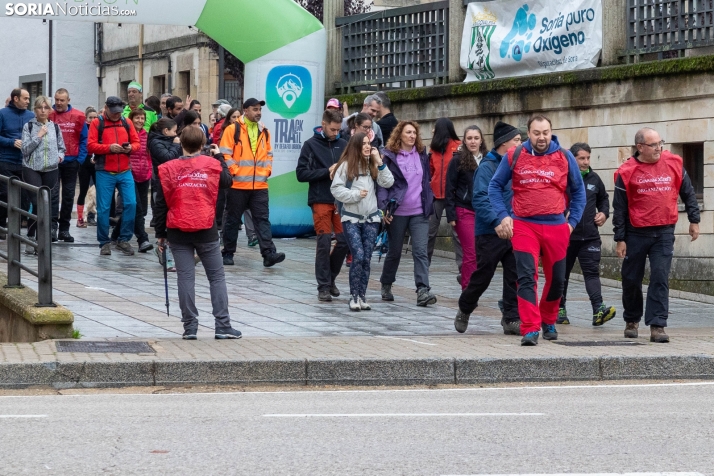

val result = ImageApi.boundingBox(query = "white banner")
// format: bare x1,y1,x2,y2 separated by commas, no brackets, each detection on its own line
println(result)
460,0,602,82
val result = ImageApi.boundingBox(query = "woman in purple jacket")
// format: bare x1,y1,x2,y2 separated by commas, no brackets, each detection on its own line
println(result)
377,121,436,307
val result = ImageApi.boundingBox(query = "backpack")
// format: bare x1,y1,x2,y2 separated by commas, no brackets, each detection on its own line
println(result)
509,144,569,170
97,115,131,143
27,121,60,138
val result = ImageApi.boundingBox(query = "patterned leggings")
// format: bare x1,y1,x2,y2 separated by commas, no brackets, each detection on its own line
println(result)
343,221,380,299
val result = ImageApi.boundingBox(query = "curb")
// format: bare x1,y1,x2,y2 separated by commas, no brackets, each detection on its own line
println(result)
2,355,714,389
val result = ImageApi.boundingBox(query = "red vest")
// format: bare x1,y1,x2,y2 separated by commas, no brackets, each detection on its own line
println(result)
49,107,85,157
614,151,683,228
509,145,569,217
158,155,222,232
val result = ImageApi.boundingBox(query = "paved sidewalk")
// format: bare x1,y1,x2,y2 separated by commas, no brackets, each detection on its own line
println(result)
2,225,714,388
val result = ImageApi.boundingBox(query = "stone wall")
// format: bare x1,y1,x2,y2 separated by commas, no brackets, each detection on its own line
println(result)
336,56,714,294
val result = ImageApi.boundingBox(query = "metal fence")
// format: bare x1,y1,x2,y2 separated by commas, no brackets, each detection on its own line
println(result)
0,177,54,307
335,2,449,94
626,0,714,61
224,80,243,109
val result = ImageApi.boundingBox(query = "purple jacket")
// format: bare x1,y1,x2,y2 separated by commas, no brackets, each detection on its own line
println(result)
377,148,434,218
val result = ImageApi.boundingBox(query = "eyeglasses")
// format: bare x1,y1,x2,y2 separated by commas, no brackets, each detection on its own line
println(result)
358,125,371,132
639,140,665,150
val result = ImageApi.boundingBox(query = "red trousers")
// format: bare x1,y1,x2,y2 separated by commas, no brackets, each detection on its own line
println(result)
511,219,569,335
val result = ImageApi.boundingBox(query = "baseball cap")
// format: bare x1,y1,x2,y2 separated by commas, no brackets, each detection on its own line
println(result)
212,99,230,107
105,96,125,114
326,98,341,109
127,81,142,92
242,98,265,109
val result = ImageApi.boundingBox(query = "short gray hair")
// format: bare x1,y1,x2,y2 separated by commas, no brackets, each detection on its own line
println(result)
635,127,656,145
363,94,382,106
161,93,172,99
375,91,390,109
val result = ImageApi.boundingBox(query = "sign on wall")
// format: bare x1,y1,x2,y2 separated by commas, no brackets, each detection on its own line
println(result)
460,0,603,82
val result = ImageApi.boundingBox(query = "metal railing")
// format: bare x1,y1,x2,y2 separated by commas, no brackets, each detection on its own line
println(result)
624,0,714,62
335,2,449,93
0,176,54,307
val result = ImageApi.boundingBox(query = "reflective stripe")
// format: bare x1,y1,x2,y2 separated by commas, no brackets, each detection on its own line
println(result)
237,160,270,168
254,175,268,182
225,159,238,167
267,152,274,157
232,175,269,183
219,147,233,155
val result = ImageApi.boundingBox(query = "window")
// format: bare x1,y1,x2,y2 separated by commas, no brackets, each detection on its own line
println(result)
176,71,191,99
119,80,131,103
682,143,704,199
152,75,166,98
22,81,43,106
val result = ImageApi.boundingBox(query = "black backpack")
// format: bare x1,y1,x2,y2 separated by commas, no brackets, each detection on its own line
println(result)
93,115,131,163
509,144,569,171
27,121,60,138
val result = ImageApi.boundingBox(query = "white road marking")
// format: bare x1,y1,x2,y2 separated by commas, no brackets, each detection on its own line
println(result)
442,473,705,476
374,336,437,346
263,413,544,418
0,415,47,418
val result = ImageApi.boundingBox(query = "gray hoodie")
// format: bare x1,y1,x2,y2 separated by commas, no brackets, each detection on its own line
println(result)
331,161,394,223
21,118,65,172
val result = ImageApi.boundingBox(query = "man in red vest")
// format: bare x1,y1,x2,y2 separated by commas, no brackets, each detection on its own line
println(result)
613,127,700,343
489,115,586,346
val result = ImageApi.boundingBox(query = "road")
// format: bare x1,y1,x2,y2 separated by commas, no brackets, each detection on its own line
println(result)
1,382,713,475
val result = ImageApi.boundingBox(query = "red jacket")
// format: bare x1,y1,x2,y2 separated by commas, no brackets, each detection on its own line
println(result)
429,139,461,199
509,145,569,217
158,155,223,232
129,129,152,182
212,118,225,145
614,151,683,228
49,106,86,159
87,114,140,173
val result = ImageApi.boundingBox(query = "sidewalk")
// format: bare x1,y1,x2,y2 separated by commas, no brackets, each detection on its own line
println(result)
2,226,714,388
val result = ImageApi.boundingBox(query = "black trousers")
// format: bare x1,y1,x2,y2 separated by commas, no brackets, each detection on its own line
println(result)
76,159,95,206
22,167,59,238
111,179,150,244
215,189,226,228
458,233,519,321
561,238,603,313
0,162,29,228
51,160,80,233
621,233,674,328
222,188,276,257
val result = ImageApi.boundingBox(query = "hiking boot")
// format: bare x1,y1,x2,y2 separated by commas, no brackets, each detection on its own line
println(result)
138,241,153,253
329,284,340,297
542,323,558,341
182,329,197,340
76,218,87,228
650,325,670,343
349,295,361,311
521,332,539,346
318,289,333,302
263,252,286,267
58,231,74,243
454,309,470,333
381,283,394,301
501,318,521,335
115,241,134,256
248,237,259,247
416,287,437,307
557,308,570,325
215,327,242,339
223,255,234,266
100,243,111,256
624,322,639,338
87,213,97,226
51,229,58,242
593,304,617,326
359,296,371,311
24,243,36,256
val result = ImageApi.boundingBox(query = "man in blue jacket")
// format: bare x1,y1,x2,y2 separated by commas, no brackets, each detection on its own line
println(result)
0,88,34,235
489,116,586,346
454,122,522,335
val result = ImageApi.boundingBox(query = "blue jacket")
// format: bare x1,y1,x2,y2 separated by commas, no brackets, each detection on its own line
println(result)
473,149,513,236
377,148,434,219
489,135,586,228
0,104,35,165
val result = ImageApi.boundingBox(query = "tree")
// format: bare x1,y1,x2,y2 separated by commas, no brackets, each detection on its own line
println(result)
208,0,372,88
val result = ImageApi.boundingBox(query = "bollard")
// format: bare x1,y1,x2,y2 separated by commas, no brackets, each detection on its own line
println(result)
5,177,22,289
35,186,54,307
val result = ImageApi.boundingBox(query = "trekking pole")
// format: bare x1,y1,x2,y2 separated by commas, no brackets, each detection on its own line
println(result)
162,244,170,316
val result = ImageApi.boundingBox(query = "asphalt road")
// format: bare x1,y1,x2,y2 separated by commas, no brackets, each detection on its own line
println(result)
1,382,713,475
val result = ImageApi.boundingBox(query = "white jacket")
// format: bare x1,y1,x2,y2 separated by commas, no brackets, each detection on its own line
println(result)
331,162,394,223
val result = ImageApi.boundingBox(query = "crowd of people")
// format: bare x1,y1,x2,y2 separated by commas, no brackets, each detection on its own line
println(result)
0,85,699,344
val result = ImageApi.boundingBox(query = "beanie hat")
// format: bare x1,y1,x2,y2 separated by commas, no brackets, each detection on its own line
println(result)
216,104,233,119
493,121,520,148
127,81,143,92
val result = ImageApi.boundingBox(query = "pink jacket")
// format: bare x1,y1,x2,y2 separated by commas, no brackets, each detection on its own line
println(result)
130,129,152,182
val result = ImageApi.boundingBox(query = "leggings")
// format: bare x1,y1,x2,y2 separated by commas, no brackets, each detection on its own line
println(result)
22,167,59,238
343,221,380,299
77,158,96,206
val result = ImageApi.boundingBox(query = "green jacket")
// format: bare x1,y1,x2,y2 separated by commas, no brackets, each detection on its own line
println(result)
122,104,158,132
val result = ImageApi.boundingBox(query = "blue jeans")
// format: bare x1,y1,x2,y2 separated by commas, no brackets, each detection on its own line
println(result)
96,170,136,247
343,221,380,299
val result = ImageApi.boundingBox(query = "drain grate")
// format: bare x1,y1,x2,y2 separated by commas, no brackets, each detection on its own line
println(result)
56,341,155,353
553,340,644,347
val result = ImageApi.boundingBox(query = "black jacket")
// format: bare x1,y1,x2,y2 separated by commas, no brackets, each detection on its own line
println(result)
154,152,233,244
613,158,700,241
296,127,347,205
569,168,609,241
444,152,476,223
148,131,181,177
377,113,398,143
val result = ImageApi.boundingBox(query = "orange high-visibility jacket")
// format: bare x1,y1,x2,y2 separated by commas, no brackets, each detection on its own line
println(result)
219,117,273,190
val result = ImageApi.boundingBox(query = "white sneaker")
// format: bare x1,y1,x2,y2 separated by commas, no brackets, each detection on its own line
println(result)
359,297,371,310
349,296,361,312
24,242,36,255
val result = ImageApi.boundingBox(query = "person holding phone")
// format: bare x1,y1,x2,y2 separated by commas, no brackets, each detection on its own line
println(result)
331,133,394,311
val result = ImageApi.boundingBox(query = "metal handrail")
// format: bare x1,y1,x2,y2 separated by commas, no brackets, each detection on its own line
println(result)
0,176,54,307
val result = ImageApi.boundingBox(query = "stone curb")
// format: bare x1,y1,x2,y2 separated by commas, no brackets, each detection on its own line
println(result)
2,355,714,389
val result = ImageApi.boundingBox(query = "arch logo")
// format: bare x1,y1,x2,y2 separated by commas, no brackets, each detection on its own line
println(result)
266,65,312,119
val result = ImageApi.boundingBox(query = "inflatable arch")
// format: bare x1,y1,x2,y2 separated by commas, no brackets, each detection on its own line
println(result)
5,0,325,237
